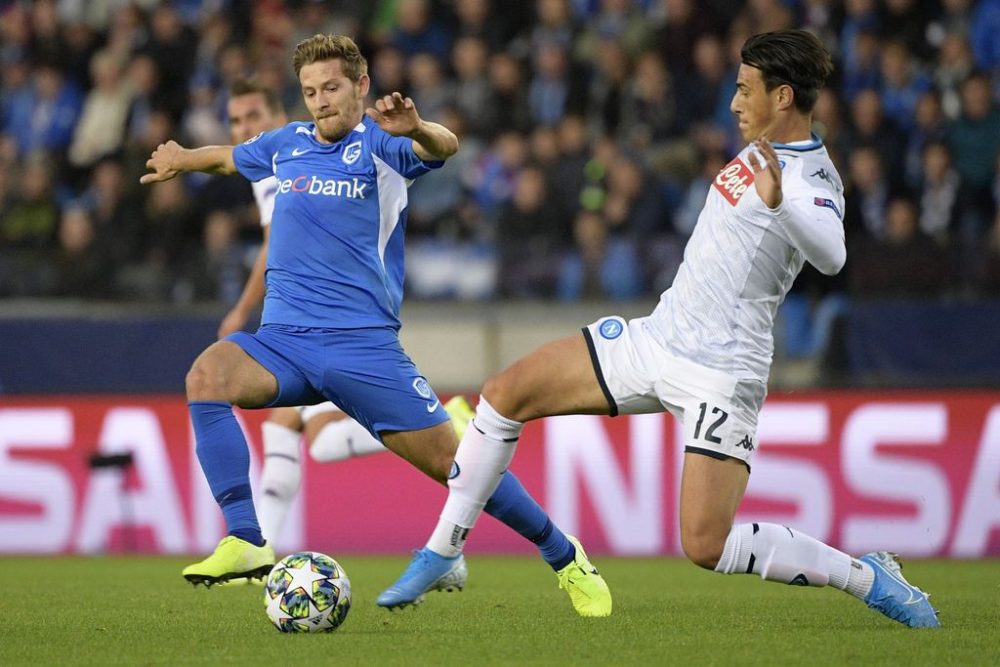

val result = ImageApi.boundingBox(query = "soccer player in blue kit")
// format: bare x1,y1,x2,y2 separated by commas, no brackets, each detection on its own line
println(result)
140,34,612,616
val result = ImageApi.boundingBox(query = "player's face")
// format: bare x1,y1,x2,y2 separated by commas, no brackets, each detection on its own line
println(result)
228,92,283,144
730,64,779,142
300,59,370,144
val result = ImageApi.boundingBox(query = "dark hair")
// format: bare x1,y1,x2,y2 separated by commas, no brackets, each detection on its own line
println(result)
229,79,284,115
741,30,834,113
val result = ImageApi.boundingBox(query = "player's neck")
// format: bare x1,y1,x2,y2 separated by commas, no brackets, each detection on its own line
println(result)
762,113,813,144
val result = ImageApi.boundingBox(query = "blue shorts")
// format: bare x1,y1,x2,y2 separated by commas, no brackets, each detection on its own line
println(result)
226,324,449,438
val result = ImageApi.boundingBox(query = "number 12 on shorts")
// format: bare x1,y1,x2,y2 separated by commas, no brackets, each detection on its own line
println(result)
693,402,728,444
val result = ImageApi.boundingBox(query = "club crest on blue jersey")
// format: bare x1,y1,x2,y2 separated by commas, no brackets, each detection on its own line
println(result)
599,318,624,340
813,197,842,219
412,377,432,399
342,141,362,165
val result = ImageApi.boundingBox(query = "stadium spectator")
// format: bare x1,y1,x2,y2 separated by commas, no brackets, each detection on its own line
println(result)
918,141,961,243
903,91,948,189
619,49,677,149
450,36,494,138
584,38,630,138
948,73,1000,219
844,146,891,241
651,0,718,82
45,203,111,299
850,197,952,297
174,209,246,305
453,0,511,53
877,40,932,133
1,61,81,159
407,53,454,123
486,52,532,135
67,50,134,168
388,0,452,61
841,89,906,188
497,164,570,297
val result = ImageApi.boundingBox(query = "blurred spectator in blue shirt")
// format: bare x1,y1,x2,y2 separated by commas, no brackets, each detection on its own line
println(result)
1,62,82,158
878,40,932,133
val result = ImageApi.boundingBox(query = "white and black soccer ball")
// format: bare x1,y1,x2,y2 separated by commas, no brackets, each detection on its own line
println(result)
264,551,351,633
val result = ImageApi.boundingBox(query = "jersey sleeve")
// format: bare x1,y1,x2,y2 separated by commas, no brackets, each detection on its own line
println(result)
369,128,444,179
770,187,846,276
232,128,281,182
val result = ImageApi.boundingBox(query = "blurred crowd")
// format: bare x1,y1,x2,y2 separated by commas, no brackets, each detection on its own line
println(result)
1,0,998,336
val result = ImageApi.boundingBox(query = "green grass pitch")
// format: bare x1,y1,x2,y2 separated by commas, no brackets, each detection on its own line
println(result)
1,555,997,666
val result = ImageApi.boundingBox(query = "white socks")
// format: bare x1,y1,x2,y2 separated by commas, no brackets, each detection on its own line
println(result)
257,422,302,543
715,523,874,600
309,418,386,462
426,397,523,557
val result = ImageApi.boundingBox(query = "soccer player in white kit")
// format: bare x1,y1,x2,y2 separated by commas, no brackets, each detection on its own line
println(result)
384,30,940,628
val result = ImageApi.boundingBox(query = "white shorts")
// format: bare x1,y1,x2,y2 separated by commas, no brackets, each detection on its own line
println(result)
583,315,759,468
298,401,341,422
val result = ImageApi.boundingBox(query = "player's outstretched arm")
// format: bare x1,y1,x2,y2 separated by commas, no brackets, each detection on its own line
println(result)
139,141,238,184
365,92,458,161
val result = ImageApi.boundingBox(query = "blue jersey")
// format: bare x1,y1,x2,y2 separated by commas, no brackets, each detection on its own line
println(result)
232,117,442,329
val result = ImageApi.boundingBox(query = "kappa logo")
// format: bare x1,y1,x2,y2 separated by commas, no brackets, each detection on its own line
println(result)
736,434,755,451
713,157,754,206
810,168,837,189
599,318,624,340
342,141,362,165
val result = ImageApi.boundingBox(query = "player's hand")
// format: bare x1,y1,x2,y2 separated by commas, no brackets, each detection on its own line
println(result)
365,92,421,137
140,140,184,184
217,308,248,339
748,137,783,209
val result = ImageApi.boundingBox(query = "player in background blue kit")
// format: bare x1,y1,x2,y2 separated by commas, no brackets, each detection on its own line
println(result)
140,34,611,616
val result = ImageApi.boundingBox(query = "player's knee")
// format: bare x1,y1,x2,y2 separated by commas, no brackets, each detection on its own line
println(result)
186,357,227,402
680,524,727,570
481,372,524,422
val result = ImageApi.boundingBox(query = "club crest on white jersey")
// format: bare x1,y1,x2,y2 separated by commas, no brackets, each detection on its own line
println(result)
713,157,754,206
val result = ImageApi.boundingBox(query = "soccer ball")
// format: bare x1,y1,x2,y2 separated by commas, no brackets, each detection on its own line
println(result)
264,551,352,633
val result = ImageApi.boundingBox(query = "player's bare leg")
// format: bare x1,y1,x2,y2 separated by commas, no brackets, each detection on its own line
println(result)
183,342,279,586
683,453,940,628
484,334,611,421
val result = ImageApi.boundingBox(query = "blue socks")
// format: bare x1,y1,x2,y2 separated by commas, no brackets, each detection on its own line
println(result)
189,401,264,547
484,471,575,571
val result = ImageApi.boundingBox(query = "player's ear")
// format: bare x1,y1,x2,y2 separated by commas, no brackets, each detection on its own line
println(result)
357,73,371,98
776,83,795,111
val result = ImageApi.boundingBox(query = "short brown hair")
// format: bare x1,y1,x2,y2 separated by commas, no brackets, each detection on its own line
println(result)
292,34,368,81
229,79,283,114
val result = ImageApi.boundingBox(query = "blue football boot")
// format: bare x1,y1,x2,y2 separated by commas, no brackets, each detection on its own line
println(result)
377,548,467,610
859,551,940,628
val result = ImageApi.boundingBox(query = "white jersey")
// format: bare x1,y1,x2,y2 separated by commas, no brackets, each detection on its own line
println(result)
647,135,845,404
251,176,278,227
